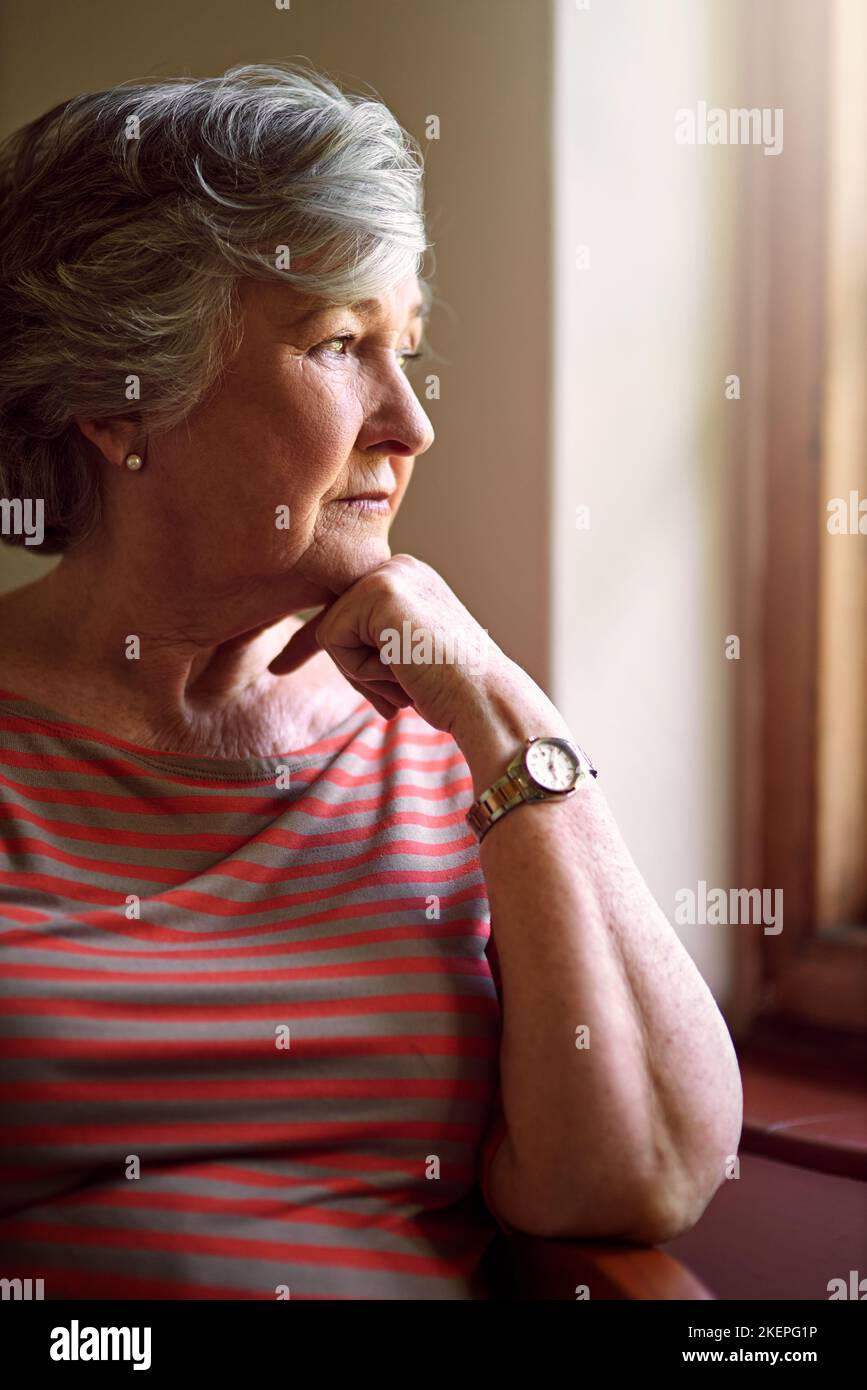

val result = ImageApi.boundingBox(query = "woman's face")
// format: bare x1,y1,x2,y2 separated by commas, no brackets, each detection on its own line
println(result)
132,273,434,604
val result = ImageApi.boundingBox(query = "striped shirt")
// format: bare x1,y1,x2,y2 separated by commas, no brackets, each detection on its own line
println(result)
0,687,507,1300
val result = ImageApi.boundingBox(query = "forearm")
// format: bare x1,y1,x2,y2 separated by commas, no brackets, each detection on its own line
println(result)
454,658,744,1239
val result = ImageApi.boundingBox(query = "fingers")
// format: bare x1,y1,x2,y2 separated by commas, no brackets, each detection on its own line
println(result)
366,694,396,719
268,589,416,724
359,680,415,705
340,647,401,685
343,676,415,721
268,607,329,676
315,609,408,692
351,684,400,720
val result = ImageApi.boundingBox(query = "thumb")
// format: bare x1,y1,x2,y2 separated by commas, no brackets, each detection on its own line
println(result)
268,606,331,676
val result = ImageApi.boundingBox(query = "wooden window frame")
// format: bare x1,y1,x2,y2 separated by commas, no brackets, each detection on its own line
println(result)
731,0,867,1046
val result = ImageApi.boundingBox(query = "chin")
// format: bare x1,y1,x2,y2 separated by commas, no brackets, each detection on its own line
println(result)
318,535,394,596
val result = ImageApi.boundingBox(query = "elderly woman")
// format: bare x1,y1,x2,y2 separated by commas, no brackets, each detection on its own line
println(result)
0,63,741,1301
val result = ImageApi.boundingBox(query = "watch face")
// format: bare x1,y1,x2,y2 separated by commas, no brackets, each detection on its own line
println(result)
524,738,580,792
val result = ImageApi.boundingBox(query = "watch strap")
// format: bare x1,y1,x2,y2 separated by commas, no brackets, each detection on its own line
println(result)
465,763,534,842
466,737,597,843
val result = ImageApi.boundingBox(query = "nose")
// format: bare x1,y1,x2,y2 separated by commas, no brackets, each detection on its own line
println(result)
356,361,435,460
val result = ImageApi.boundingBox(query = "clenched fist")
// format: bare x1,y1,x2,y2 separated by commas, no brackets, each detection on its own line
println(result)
268,554,508,738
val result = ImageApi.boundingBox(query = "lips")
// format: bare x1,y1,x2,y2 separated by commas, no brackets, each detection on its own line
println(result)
335,490,394,502
334,495,392,512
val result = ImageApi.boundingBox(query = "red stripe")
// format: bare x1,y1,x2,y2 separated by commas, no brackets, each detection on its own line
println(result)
0,778,470,824
0,861,461,910
0,1147,475,1184
0,917,489,961
159,1156,439,1185
50,1187,461,1242
0,759,470,809
0,1074,489,1103
0,953,490,986
0,824,476,886
0,776,293,815
0,1216,479,1277
0,741,466,789
0,989,497,1021
0,1032,496,1060
0,878,486,936
0,797,473,851
0,902,45,923
0,838,479,892
0,799,263,851
0,1115,481,1150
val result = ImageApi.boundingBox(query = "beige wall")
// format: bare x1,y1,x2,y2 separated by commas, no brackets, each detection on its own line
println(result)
0,0,553,682
552,0,745,1005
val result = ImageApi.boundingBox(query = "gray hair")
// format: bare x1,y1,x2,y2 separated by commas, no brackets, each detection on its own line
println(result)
0,61,430,552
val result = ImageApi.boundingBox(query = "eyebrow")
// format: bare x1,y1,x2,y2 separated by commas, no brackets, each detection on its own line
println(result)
350,297,430,321
287,296,430,331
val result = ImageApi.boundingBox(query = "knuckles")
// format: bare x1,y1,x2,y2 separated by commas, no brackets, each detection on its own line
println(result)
354,554,442,603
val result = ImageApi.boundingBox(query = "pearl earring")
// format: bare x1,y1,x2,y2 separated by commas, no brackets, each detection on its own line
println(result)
125,453,144,471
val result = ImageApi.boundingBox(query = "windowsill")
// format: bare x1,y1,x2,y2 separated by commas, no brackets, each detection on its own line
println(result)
737,1029,867,1181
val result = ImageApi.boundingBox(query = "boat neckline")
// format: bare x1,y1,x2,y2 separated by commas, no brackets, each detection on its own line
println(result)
0,686,378,781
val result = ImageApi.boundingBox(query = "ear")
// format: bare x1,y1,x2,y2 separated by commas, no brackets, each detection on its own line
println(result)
73,416,143,468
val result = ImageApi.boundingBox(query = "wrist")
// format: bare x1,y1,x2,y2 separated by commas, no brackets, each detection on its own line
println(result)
452,659,573,797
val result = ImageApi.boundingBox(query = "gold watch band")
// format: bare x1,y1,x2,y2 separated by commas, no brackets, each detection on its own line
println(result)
465,764,530,842
465,736,597,843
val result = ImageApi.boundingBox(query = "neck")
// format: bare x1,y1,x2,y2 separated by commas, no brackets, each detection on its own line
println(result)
4,546,344,758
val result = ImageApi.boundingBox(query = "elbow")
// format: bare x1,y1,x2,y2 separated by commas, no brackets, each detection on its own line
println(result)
507,1163,728,1246
489,1089,743,1245
618,1187,710,1245
493,1172,706,1246
619,1152,734,1244
625,1072,745,1244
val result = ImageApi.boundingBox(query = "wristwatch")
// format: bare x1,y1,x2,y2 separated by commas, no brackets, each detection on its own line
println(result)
465,735,598,843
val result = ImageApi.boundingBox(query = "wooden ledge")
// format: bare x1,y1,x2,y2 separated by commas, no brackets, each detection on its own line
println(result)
737,1033,867,1180
488,1233,715,1301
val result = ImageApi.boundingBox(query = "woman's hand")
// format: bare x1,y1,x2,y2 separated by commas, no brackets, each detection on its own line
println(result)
268,553,510,738
270,552,573,796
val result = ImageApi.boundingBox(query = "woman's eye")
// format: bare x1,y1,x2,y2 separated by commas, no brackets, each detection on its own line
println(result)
311,334,425,369
316,334,355,355
397,348,425,372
